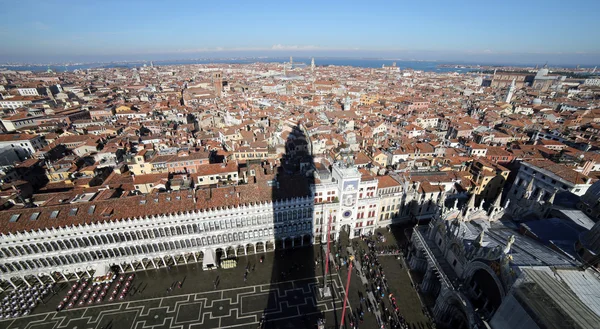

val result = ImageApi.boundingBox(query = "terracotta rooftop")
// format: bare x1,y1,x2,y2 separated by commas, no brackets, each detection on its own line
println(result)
526,159,591,185
0,173,312,234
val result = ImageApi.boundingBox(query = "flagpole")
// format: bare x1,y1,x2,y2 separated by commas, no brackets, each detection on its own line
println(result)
340,255,354,328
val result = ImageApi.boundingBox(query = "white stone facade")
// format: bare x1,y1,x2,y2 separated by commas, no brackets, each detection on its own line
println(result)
0,163,442,289
0,197,314,288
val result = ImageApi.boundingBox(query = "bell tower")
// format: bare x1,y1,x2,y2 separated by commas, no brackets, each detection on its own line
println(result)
505,78,516,103
212,71,223,97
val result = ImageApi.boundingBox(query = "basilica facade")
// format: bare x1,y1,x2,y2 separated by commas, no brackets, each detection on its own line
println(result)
407,192,579,329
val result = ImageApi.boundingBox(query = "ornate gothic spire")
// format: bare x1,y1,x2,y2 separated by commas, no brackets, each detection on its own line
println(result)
524,176,535,199
547,188,558,205
477,230,485,247
463,192,477,218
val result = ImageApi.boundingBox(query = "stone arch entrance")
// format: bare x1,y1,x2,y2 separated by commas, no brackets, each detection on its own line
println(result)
151,257,162,268
226,246,237,258
236,245,246,256
256,241,265,253
246,243,255,254
465,265,504,318
445,298,469,329
215,247,225,260
463,261,505,295
434,288,478,329
265,241,274,252
302,235,311,246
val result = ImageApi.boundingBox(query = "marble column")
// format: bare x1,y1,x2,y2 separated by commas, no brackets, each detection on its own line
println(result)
140,260,146,270
183,254,188,264
282,239,286,249
193,253,198,262
150,258,157,268
292,238,295,248
8,278,17,289
48,274,56,283
60,272,68,282
22,277,31,287
301,236,304,246
171,255,177,265
35,275,44,285
118,264,124,273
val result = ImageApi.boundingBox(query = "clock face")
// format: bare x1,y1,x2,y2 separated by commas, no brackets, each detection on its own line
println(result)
343,210,352,218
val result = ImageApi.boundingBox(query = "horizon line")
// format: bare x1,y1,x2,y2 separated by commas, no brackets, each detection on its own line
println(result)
1,56,599,69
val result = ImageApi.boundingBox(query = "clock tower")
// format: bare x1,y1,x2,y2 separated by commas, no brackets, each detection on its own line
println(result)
332,162,361,239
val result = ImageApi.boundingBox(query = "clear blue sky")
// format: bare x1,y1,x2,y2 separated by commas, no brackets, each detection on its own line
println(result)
0,0,599,64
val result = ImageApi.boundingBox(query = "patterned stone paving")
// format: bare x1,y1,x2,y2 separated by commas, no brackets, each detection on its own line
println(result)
0,276,346,329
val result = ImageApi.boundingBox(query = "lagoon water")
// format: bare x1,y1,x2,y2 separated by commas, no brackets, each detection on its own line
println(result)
1,58,480,73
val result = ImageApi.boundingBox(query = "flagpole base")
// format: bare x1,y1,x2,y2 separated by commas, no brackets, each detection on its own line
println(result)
319,286,332,299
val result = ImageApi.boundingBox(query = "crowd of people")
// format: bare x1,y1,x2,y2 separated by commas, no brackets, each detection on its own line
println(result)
353,235,409,329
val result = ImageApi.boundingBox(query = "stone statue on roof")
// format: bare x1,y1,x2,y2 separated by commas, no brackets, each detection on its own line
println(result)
503,235,516,255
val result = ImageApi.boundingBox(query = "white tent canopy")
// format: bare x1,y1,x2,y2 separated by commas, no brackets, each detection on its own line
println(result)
202,249,218,270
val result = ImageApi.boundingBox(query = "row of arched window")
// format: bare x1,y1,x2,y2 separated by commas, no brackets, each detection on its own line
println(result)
0,227,279,274
0,209,311,259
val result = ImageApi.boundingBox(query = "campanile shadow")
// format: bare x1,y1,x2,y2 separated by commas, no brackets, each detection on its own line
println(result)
262,124,323,329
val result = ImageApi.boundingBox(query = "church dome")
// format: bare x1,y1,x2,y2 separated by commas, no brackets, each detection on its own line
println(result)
532,98,542,105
